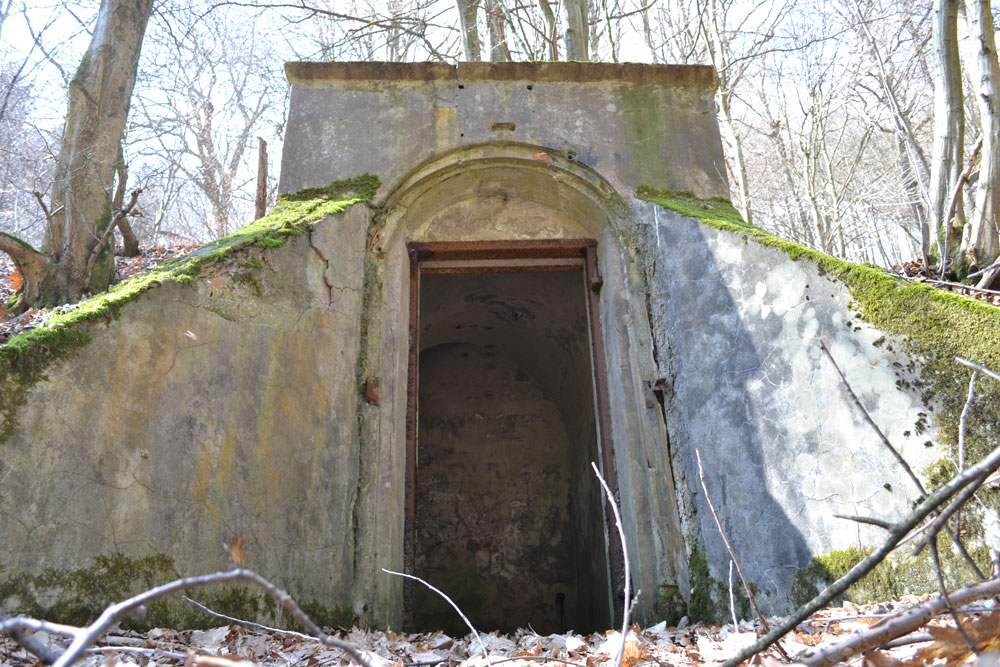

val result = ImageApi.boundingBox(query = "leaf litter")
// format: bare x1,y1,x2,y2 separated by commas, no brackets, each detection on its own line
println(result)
5,593,1000,667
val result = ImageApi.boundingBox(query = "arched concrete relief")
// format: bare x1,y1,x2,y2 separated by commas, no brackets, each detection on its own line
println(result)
371,143,630,249
353,146,687,630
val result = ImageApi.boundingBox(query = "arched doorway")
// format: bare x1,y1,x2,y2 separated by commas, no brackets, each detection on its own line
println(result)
409,249,612,633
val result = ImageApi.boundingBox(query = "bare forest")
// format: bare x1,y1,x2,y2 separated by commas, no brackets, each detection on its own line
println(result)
3,0,1000,305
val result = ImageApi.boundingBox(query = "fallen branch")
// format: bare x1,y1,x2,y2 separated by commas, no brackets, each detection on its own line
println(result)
695,449,789,661
382,568,491,666
798,577,1000,666
0,569,370,667
591,461,632,667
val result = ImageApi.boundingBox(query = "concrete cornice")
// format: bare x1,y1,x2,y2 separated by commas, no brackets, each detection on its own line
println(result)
285,61,718,88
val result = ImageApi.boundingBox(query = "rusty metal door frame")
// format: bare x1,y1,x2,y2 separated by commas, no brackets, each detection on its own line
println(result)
404,239,623,630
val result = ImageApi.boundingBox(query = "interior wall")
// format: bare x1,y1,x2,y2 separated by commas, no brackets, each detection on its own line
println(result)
413,271,610,633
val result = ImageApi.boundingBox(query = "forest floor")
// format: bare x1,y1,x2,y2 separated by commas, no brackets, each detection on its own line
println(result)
2,592,996,666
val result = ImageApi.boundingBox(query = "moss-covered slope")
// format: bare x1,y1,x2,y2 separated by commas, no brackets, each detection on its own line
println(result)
638,186,999,465
0,174,380,445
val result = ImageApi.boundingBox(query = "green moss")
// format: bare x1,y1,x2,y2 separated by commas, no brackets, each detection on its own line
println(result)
0,552,351,631
654,584,686,626
790,547,960,608
289,600,355,630
686,547,754,623
0,174,380,446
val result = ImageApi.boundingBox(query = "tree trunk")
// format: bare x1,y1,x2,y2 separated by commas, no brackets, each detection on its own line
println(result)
563,0,589,61
963,0,1000,274
112,145,140,257
483,0,509,62
456,0,481,61
537,0,558,60
45,0,153,301
930,0,964,263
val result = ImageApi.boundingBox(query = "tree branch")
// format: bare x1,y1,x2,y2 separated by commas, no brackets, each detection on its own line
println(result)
798,577,1000,666
721,430,1000,666
696,449,789,660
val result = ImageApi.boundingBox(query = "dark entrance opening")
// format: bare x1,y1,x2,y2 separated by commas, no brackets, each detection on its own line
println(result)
405,241,616,635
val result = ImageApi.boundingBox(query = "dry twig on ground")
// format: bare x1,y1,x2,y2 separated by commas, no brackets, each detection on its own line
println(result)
0,569,370,667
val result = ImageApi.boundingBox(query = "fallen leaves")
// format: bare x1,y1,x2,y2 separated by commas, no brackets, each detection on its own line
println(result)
0,241,198,344
225,534,248,566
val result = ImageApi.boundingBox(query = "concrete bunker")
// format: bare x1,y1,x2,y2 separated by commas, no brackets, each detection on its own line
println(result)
3,62,985,629
409,245,613,634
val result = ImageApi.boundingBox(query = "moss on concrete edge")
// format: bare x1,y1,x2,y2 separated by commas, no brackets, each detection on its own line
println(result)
0,553,355,631
0,174,380,446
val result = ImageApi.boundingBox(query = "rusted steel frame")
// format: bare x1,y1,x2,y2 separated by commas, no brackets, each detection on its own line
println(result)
409,239,593,262
420,264,581,275
403,246,420,630
584,244,624,626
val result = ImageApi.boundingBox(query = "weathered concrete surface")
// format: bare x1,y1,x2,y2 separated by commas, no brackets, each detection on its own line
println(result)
0,206,374,622
635,202,939,615
279,62,727,202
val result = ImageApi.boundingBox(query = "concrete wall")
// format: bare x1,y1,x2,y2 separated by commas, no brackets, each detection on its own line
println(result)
279,62,728,202
0,208,372,619
635,202,938,614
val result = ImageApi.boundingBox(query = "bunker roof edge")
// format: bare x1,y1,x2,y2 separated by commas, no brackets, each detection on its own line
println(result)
284,61,718,89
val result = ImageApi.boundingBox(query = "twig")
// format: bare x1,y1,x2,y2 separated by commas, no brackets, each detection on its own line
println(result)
929,543,978,656
182,595,314,639
32,190,59,262
85,188,142,280
488,656,589,667
382,568,491,666
967,257,1000,279
85,646,188,660
956,357,1000,384
819,339,924,494
591,461,631,667
833,514,893,530
0,610,59,664
912,466,993,556
45,569,370,667
822,342,986,578
797,577,1000,666
918,278,1000,297
721,435,1000,667
959,371,978,473
695,449,789,660
728,561,738,629
878,632,934,649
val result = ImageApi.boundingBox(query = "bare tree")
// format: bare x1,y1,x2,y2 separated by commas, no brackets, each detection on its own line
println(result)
132,5,281,239
929,0,965,265
961,0,1000,285
0,0,152,308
